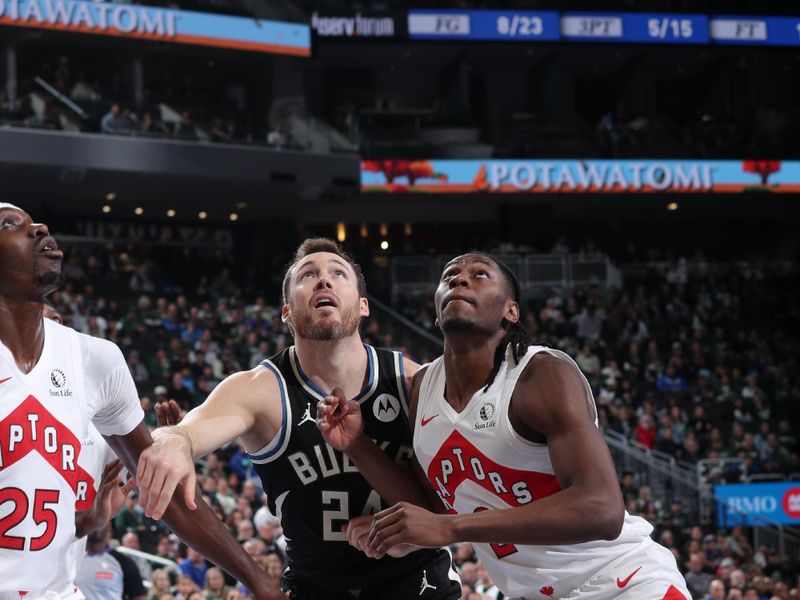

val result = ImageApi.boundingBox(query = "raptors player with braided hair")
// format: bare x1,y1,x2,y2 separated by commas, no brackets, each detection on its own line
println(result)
318,252,690,600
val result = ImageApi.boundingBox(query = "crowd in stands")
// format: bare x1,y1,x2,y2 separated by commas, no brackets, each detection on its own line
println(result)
46,231,799,599
0,53,297,149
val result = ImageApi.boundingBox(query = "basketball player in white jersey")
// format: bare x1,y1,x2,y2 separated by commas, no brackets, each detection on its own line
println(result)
0,203,282,600
318,252,690,600
43,304,135,592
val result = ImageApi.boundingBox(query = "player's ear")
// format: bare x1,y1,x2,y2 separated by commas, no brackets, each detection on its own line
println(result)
359,297,369,318
281,304,290,323
504,301,519,325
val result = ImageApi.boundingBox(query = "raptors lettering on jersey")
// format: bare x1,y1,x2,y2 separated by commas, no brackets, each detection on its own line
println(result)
0,396,96,510
426,429,560,513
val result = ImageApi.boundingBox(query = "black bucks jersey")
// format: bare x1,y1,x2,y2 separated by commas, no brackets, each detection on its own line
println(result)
249,344,445,592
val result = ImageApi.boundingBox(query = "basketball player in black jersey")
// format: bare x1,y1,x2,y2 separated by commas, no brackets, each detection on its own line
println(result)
137,239,460,600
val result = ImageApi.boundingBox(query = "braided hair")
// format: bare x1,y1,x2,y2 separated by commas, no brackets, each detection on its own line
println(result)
477,253,531,391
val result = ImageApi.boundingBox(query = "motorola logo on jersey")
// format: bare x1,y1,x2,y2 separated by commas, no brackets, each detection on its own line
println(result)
373,393,400,423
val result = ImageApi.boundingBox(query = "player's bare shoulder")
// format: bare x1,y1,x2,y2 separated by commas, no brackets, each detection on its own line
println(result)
514,349,595,429
205,364,284,449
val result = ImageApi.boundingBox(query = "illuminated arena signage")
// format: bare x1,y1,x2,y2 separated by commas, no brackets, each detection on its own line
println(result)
311,11,401,38
407,9,800,47
715,483,800,527
0,0,311,56
361,160,800,193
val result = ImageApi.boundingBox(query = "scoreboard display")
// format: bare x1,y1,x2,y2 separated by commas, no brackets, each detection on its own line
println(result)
407,9,800,47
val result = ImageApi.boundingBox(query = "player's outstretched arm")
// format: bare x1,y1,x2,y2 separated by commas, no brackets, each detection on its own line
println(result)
316,361,437,510
134,369,277,519
366,352,625,557
105,422,285,600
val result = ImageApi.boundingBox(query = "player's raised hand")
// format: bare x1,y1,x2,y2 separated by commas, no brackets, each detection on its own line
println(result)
366,502,454,559
316,386,364,453
79,459,135,535
136,428,197,520
155,399,185,427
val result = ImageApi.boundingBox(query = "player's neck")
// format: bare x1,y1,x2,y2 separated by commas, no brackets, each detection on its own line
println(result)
0,296,46,373
293,334,369,397
441,330,505,409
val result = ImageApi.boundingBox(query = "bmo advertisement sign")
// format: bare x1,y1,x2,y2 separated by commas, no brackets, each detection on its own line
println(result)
715,483,800,527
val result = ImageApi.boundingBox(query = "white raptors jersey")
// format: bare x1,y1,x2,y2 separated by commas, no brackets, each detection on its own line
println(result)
414,346,654,600
0,319,143,598
65,425,118,590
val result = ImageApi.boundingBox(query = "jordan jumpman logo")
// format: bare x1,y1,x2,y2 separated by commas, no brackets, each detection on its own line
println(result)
419,570,437,596
298,402,315,426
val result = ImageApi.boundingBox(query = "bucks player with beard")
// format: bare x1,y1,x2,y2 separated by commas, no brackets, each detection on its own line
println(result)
137,239,460,600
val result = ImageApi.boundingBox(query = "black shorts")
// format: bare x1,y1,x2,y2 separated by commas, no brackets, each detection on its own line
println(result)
281,548,462,600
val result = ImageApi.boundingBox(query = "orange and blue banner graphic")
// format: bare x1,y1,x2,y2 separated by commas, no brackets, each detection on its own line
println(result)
361,159,800,193
0,0,310,56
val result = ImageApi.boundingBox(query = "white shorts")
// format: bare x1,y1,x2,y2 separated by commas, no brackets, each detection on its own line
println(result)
559,537,690,600
0,584,85,600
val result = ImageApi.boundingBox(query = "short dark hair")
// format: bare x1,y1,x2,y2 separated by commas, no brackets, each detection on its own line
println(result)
282,238,367,304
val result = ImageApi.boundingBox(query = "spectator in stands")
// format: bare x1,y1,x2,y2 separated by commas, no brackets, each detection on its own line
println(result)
202,567,229,600
101,103,131,134
685,552,715,599
704,578,726,600
114,491,144,539
175,111,198,139
210,117,230,143
635,414,657,449
75,523,147,600
148,570,172,600
179,547,208,588
121,531,153,580
174,576,201,600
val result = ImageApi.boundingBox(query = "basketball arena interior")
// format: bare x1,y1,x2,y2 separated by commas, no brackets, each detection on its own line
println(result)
1,0,799,598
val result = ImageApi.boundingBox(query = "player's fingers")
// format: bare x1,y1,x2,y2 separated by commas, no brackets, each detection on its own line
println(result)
144,462,172,519
366,522,406,558
316,398,334,417
136,453,154,509
155,402,166,426
168,399,185,423
101,460,124,486
183,467,197,510
344,521,369,550
121,478,137,496
329,387,348,416
367,511,400,548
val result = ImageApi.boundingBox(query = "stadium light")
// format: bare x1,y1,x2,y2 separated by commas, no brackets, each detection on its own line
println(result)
167,209,176,218
229,213,239,222
667,202,679,211
198,211,208,220
336,222,346,243
101,205,111,214
105,192,116,201
380,240,389,250
134,207,143,215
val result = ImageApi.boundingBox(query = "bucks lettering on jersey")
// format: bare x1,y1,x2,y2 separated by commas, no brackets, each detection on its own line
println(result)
250,345,440,591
